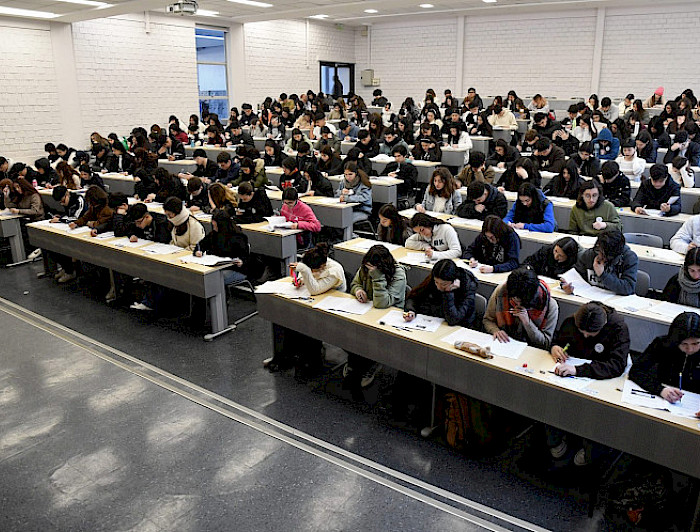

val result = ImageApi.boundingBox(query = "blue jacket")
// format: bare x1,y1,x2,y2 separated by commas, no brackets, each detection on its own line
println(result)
464,230,521,273
503,189,557,232
335,179,372,213
593,128,620,160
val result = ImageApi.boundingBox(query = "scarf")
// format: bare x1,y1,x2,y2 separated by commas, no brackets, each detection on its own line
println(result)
495,280,551,331
677,268,700,307
170,207,190,228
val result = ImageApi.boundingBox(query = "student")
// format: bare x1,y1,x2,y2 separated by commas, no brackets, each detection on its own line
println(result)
382,145,418,197
532,112,564,140
45,186,87,282
668,155,695,188
635,130,657,164
148,168,186,203
629,311,700,411
155,134,185,161
335,162,372,223
377,203,412,245
643,87,665,108
262,140,284,168
523,236,579,278
412,137,442,162
497,157,541,192
455,151,495,187
314,146,341,177
441,109,466,136
54,143,78,168
543,160,583,200
464,215,520,274
226,121,255,149
161,197,205,251
343,245,408,388
593,127,620,160
208,182,238,218
595,160,631,208
519,129,540,154
185,177,209,213
615,138,645,182
569,180,621,235
487,104,518,131
533,137,566,174
110,142,135,175
444,124,473,166
662,248,700,307
205,125,224,146
546,302,630,465
456,181,508,220
563,229,638,296
571,141,601,178
283,128,309,153
234,157,268,189
503,182,556,233
195,209,249,287
55,162,81,190
231,181,266,224
294,142,316,172
405,213,462,259
34,157,59,187
280,187,321,248
70,185,113,234
353,130,379,160
313,126,340,154
379,128,409,156
78,164,105,190
630,163,681,217
337,120,360,142
572,115,594,144
415,167,462,215
486,139,519,169
2,178,44,221
238,103,257,126
279,157,309,194
528,94,550,116
671,213,700,254
367,113,385,140
483,268,558,349
213,152,240,187
301,163,334,198
663,130,700,167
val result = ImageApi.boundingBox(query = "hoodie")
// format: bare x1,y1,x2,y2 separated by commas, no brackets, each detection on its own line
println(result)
593,128,620,160
404,223,462,260
503,189,557,232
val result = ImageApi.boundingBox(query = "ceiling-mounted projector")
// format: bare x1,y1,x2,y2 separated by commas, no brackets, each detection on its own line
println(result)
167,0,198,15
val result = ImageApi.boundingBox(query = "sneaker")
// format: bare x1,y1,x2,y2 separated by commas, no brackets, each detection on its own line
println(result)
105,288,116,303
130,302,153,311
342,362,351,378
360,363,382,388
28,249,42,260
573,448,589,466
53,269,64,279
57,272,76,284
549,441,568,459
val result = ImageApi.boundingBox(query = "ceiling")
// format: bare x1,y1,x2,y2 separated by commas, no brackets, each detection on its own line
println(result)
0,0,694,25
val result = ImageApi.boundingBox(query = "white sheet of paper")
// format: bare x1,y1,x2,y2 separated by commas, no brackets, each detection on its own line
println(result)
538,276,560,287
181,254,235,266
264,216,287,227
314,197,342,204
399,252,435,266
546,375,595,392
667,390,700,419
352,240,401,252
548,196,571,204
111,237,150,248
647,301,700,319
560,268,616,301
440,328,527,359
313,295,372,315
46,222,72,232
67,226,92,235
644,208,663,217
94,231,115,240
449,217,484,228
575,235,598,246
255,280,311,298
608,294,655,313
489,338,528,359
552,356,592,371
378,310,444,332
141,243,183,255
621,378,668,410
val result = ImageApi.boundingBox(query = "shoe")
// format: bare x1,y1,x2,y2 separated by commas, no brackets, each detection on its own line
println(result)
28,249,42,260
573,448,589,467
263,356,293,372
549,441,568,459
53,269,64,279
342,362,351,378
105,288,116,303
360,363,382,388
57,272,76,283
130,302,153,311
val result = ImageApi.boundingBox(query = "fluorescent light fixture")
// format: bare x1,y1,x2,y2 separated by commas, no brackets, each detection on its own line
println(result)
0,6,58,17
482,0,497,3
196,9,220,16
364,9,378,13
309,14,329,18
419,3,434,8
227,0,273,7
54,0,112,6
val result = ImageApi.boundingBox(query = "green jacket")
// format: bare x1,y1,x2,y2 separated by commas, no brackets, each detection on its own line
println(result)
350,264,407,309
569,200,622,236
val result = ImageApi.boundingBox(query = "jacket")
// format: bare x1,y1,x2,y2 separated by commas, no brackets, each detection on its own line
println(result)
171,216,205,251
310,175,335,198
455,183,508,220
197,230,249,276
317,155,344,176
281,200,321,234
58,193,86,222
419,189,462,215
599,172,631,207
670,215,700,253
377,218,413,246
574,245,638,295
232,160,269,189
314,137,340,154
228,131,255,148
630,177,681,216
551,308,629,379
487,111,518,130
503,189,557,232
404,223,462,260
115,152,135,174
234,188,272,224
350,264,407,309
569,200,622,236
294,259,346,295
456,165,496,186
615,155,646,182
523,243,577,278
76,204,114,233
593,128,620,160
334,179,372,214
571,153,601,178
354,138,380,159
543,173,582,199
534,145,566,174
464,231,521,273
216,161,241,186
193,159,218,179
382,161,417,196
404,268,478,327
125,211,171,243
337,124,360,141
486,145,519,168
6,193,45,221
663,141,700,167
379,137,410,156
186,184,209,212
629,336,700,395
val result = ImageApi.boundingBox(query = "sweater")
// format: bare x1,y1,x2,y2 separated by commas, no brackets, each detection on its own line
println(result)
574,245,638,296
419,189,462,215
350,264,407,309
503,189,557,233
6,193,45,221
456,165,496,186
404,223,462,260
455,183,508,220
533,145,566,174
404,268,478,327
551,309,630,379
615,155,646,182
295,259,347,295
599,173,631,207
670,215,700,253
281,200,321,245
569,200,622,235
464,231,521,273
171,216,205,251
629,336,700,396
630,178,681,216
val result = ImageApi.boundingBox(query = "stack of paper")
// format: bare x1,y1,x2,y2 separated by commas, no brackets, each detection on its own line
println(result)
441,328,527,359
560,268,616,301
94,231,115,240
647,301,700,319
609,294,655,313
378,310,444,332
141,243,184,255
181,254,235,266
313,296,372,315
263,216,292,231
575,235,598,246
255,280,311,298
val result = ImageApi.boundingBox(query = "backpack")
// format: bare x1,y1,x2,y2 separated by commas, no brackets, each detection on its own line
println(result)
443,393,502,451
602,469,673,529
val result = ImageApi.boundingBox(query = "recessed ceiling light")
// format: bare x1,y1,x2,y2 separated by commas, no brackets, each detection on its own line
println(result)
419,3,434,8
53,0,112,6
227,0,273,7
0,6,58,17
309,14,329,18
197,9,219,16
482,0,497,3
364,9,378,13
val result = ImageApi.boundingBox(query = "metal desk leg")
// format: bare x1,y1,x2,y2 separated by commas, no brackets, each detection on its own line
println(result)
421,383,439,438
5,219,28,267
203,292,235,341
343,226,354,241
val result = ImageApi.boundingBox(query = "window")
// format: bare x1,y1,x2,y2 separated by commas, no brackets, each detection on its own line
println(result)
320,62,354,99
196,27,228,120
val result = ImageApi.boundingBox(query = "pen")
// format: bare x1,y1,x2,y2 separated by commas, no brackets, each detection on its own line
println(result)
548,371,574,378
679,372,683,403
562,343,570,353
631,389,656,398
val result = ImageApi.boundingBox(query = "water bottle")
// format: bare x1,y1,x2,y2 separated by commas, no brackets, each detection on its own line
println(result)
32,179,38,188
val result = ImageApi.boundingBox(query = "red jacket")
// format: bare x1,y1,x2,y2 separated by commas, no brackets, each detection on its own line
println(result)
281,200,321,244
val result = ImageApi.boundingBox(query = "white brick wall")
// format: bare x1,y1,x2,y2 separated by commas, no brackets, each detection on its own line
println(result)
0,19,63,162
72,14,199,143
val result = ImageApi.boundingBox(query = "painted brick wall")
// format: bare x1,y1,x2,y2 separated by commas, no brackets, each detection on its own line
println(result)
71,14,199,142
0,20,63,163
242,20,355,106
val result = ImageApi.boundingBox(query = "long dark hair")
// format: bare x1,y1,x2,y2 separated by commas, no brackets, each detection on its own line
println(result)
552,159,582,198
212,209,242,235
483,214,513,242
553,236,579,267
428,167,456,199
362,245,397,283
302,242,330,269
378,203,408,243
513,182,546,221
409,259,465,299
410,212,446,229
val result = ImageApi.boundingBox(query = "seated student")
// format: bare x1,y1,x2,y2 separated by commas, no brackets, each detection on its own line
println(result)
487,139,520,170
377,203,412,245
147,168,186,203
551,125,580,157
335,162,372,223
44,142,60,166
55,143,78,168
205,125,224,146
504,182,557,233
337,119,360,141
379,128,409,156
497,157,541,192
663,248,700,307
487,104,518,130
523,236,579,278
412,136,442,162
280,157,309,194
643,87,665,109
416,167,462,215
518,129,540,155
280,187,321,248
354,129,380,160
185,177,209,213
671,213,700,254
382,145,418,198
2,178,44,221
404,258,478,327
317,145,344,176
263,140,284,168
195,209,249,283
668,155,694,188
55,162,81,190
77,164,105,190
238,103,257,126
225,121,255,149
570,180,622,235
464,215,521,274
154,134,185,162
34,158,59,187
571,115,594,144
441,108,466,135
571,141,601,178
546,302,630,465
635,130,657,164
230,181,266,224
45,185,88,282
595,160,631,208
483,268,559,349
215,152,241,187
543,160,583,199
593,127,620,160
310,112,336,140
406,213,462,259
532,137,566,174
162,197,205,251
532,112,564,140
456,151,495,187
614,138,645,183
630,163,681,217
301,163,334,197
234,157,268,189
343,245,408,389
265,114,286,145
70,185,113,234
563,229,638,296
178,149,218,183
663,130,700,167
313,126,340,153
444,123,473,165
629,311,700,413
208,182,238,218
294,141,317,172
457,181,508,220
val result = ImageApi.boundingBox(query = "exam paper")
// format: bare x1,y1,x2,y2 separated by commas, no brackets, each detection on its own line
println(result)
574,235,598,247
667,390,700,419
141,243,183,255
608,294,655,313
546,374,595,392
314,197,342,204
94,231,115,240
181,254,235,266
448,217,484,228
378,310,444,333
440,328,527,359
647,301,700,319
67,226,92,235
551,356,592,371
313,296,372,315
560,268,616,301
399,252,436,266
352,240,401,252
621,378,668,411
111,237,150,248
255,280,311,298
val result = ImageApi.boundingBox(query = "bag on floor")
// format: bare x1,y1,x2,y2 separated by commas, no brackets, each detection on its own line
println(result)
602,469,672,529
443,392,509,451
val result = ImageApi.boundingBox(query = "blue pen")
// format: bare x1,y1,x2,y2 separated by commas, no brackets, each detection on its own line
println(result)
679,372,683,403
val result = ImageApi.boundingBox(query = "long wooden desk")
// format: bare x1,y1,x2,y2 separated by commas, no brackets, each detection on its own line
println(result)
332,238,694,352
27,221,234,340
0,214,27,264
257,289,700,498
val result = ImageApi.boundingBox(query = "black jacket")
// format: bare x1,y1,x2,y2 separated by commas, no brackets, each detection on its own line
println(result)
193,159,218,179
543,173,582,199
598,173,631,207
264,151,284,167
523,243,577,278
157,140,185,160
571,153,601,178
228,131,255,148
664,141,700,166
382,161,417,196
115,153,135,174
404,268,478,327
123,211,171,243
355,138,380,159
95,151,118,172
533,145,566,173
463,231,521,273
197,230,250,275
58,193,86,222
81,172,105,190
629,336,700,395
234,188,272,224
317,155,344,176
630,177,682,216
310,175,335,198
486,145,519,168
186,183,210,212
455,183,508,220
